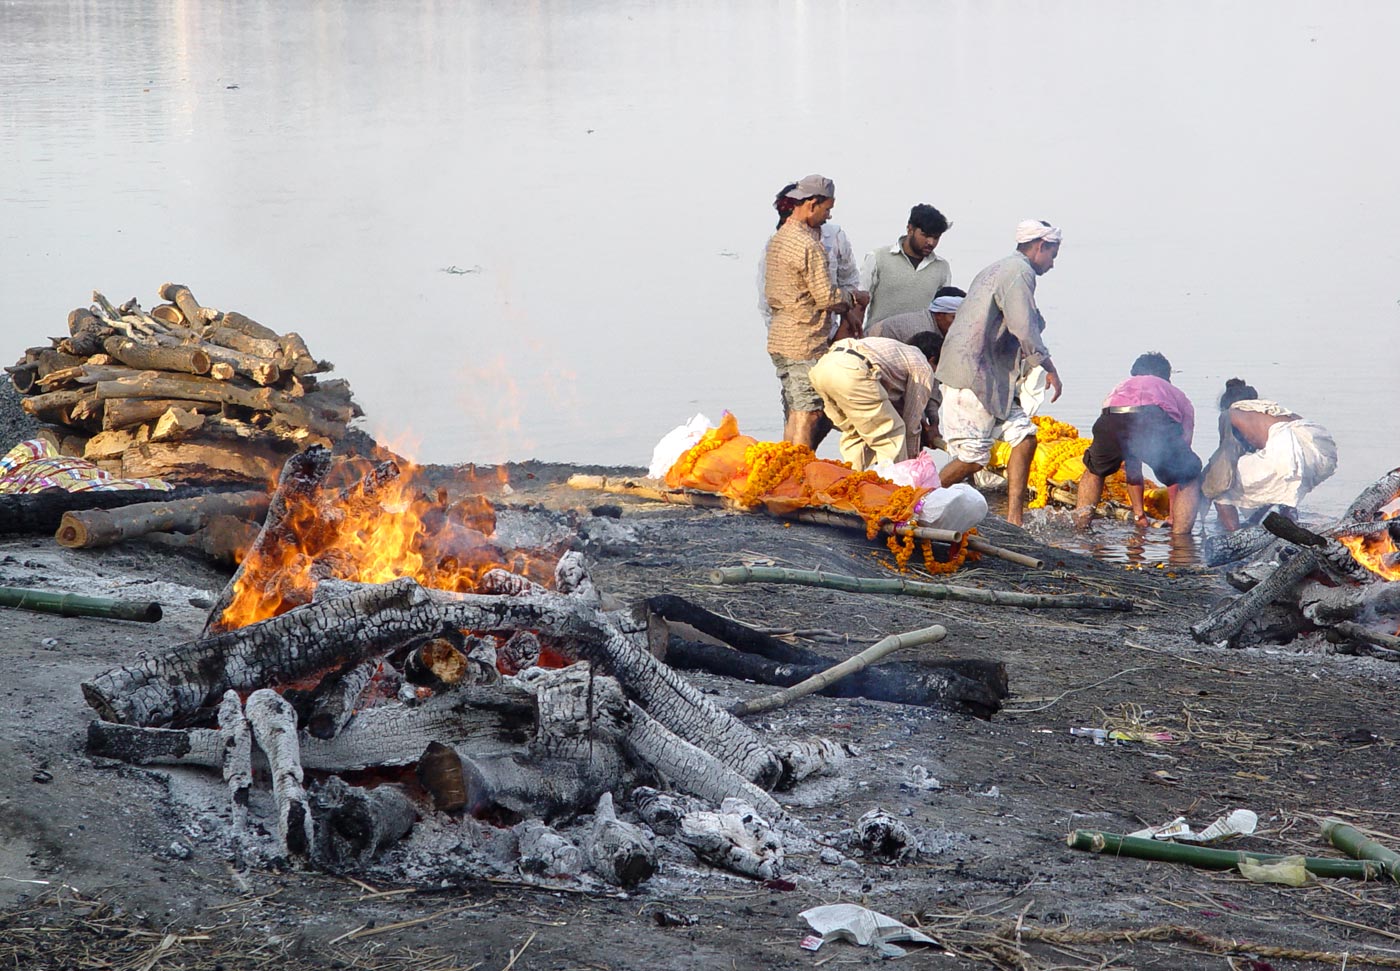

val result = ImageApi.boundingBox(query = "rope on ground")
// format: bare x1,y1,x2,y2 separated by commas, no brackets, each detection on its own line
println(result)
1007,922,1400,967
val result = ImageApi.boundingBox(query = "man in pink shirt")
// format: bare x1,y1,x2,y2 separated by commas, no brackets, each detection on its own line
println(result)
1073,352,1203,535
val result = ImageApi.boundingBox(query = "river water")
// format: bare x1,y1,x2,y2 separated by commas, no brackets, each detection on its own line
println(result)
3,1,1397,523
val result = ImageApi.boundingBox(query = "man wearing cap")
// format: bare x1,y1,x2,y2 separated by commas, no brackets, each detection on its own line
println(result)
867,286,965,342
808,332,944,471
764,175,870,449
860,204,953,327
934,220,1064,527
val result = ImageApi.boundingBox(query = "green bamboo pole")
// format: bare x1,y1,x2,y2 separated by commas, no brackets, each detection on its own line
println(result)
1067,829,1385,880
710,566,1132,611
730,623,946,716
1321,819,1400,881
0,585,162,623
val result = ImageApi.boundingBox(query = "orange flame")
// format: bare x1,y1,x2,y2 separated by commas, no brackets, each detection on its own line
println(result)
1339,500,1400,582
219,457,557,630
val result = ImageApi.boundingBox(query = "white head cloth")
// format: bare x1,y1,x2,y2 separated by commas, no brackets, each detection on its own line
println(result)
929,295,964,314
1015,220,1063,245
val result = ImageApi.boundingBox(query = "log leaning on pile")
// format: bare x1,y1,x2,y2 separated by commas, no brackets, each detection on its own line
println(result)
1191,468,1400,647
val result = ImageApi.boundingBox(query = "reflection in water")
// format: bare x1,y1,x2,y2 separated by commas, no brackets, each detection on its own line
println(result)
1018,503,1203,569
1,2,1397,523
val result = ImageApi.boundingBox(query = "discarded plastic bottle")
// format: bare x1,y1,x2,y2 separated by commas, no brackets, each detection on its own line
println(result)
1069,727,1108,745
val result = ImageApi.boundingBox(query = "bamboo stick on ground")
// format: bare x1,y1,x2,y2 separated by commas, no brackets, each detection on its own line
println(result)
965,536,1044,568
731,624,947,716
1067,829,1385,880
1322,818,1400,881
710,565,1131,610
0,586,162,623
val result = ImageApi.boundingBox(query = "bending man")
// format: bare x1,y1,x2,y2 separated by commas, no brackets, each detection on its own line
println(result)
1073,352,1203,535
935,220,1064,526
809,331,943,471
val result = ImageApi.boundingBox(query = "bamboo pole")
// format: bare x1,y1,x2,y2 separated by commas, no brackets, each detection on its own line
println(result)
710,565,1132,610
0,586,162,623
1322,819,1400,881
1067,829,1385,880
965,536,1044,569
730,624,946,716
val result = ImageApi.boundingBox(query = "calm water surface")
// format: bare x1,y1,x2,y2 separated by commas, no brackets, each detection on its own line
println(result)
3,1,1397,523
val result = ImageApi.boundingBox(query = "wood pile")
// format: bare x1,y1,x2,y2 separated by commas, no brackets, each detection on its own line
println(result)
1191,468,1400,657
5,283,362,483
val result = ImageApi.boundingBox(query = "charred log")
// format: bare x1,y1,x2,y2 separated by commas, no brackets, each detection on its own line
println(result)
585,792,657,888
664,637,1007,718
83,577,438,727
1190,545,1319,645
309,776,416,867
203,446,335,635
304,657,386,740
246,689,313,858
1262,512,1376,585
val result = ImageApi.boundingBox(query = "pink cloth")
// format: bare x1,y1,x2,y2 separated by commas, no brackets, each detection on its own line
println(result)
1102,375,1195,441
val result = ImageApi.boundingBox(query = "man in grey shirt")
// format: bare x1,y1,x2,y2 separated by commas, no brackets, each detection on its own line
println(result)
861,204,952,326
867,287,965,341
935,221,1064,526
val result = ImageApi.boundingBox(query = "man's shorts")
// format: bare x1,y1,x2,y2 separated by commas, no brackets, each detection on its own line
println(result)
1083,406,1203,486
770,352,824,413
939,386,1036,466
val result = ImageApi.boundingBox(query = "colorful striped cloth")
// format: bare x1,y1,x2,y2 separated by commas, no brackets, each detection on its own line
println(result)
0,439,171,494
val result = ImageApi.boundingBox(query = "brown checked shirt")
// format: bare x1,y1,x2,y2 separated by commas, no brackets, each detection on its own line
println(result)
764,220,849,360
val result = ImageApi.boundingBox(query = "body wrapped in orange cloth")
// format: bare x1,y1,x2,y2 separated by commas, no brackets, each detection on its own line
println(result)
665,414,975,572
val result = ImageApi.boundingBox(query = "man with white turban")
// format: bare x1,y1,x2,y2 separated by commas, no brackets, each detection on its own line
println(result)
933,220,1064,527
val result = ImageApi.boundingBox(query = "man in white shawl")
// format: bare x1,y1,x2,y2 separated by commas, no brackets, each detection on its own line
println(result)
1204,378,1338,531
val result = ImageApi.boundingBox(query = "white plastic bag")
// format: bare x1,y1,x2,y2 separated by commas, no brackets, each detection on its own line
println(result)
870,449,942,490
914,483,987,532
647,413,714,478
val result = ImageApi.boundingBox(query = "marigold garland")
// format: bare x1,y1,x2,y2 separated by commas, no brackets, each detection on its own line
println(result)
989,413,1170,514
665,415,982,575
736,441,815,507
671,422,732,481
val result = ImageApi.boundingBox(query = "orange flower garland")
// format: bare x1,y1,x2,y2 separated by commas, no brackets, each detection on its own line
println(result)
736,441,815,508
665,415,985,574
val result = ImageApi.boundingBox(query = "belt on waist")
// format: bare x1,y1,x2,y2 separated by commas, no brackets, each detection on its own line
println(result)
1106,404,1166,415
837,346,873,367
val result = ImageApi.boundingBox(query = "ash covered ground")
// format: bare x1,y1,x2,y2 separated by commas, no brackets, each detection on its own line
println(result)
2,402,1400,968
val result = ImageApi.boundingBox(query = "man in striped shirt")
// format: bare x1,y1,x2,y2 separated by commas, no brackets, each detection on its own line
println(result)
764,174,870,448
808,332,944,471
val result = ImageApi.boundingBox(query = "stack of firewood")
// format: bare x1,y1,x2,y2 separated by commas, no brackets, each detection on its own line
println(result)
5,283,362,483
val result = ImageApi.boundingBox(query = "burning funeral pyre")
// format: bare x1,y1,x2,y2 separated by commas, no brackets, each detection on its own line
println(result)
1192,467,1400,656
80,445,1002,888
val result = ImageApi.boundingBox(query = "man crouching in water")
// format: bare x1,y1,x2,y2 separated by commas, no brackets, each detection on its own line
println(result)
1073,352,1203,535
1204,378,1338,531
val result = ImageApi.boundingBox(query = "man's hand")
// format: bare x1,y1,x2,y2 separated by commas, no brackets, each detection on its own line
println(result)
1046,367,1063,402
850,289,871,308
